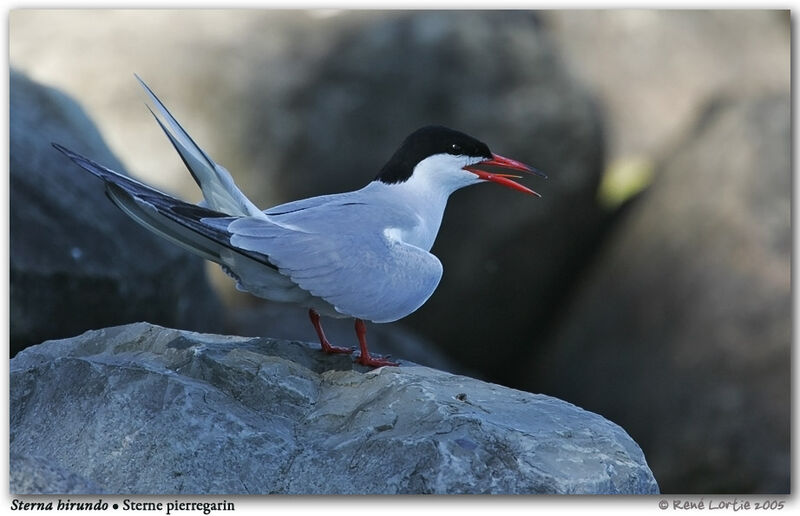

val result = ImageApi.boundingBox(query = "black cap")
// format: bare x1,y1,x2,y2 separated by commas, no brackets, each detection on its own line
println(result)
376,126,492,184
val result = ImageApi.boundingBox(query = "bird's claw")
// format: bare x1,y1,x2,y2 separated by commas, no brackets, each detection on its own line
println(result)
321,344,354,355
356,354,399,367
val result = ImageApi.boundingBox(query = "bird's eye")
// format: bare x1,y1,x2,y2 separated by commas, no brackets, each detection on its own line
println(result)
450,143,462,154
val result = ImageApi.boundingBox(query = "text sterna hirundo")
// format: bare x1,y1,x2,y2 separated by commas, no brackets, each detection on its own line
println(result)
53,76,545,367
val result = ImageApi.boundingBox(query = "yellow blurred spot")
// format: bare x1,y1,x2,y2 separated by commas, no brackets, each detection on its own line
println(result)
597,156,655,209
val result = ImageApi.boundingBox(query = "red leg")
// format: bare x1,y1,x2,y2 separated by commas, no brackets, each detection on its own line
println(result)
354,319,398,367
308,309,353,354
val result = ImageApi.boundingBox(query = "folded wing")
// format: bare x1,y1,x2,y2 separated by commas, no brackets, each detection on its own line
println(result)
227,211,443,323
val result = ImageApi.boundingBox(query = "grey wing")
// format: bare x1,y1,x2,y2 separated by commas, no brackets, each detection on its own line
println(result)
264,197,327,216
227,216,443,323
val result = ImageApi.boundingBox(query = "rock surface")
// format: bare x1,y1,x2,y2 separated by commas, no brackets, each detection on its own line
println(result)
528,95,790,494
9,70,224,355
227,303,471,376
10,455,102,495
10,323,659,495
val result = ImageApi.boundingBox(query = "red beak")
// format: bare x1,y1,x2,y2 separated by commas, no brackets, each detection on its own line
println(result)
463,153,546,197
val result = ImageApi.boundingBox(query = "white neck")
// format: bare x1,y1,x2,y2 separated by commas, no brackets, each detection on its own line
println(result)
362,154,484,250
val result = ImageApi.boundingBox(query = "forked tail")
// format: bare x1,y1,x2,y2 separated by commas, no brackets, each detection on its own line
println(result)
134,74,266,220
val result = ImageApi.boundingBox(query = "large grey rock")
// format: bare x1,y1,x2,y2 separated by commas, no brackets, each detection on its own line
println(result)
10,323,658,495
528,95,790,494
9,70,224,355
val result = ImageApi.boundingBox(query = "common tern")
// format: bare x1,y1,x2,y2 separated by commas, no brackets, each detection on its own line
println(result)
53,76,545,367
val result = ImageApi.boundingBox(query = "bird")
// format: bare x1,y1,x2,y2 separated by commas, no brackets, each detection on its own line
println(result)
53,76,545,368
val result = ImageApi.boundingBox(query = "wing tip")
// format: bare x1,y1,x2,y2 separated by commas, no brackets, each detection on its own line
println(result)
134,73,154,97
51,141,70,155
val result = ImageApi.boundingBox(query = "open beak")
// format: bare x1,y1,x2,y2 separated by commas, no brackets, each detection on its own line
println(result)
463,153,546,197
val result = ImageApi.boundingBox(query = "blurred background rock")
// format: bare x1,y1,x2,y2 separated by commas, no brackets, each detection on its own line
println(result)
9,9,789,493
9,69,225,356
